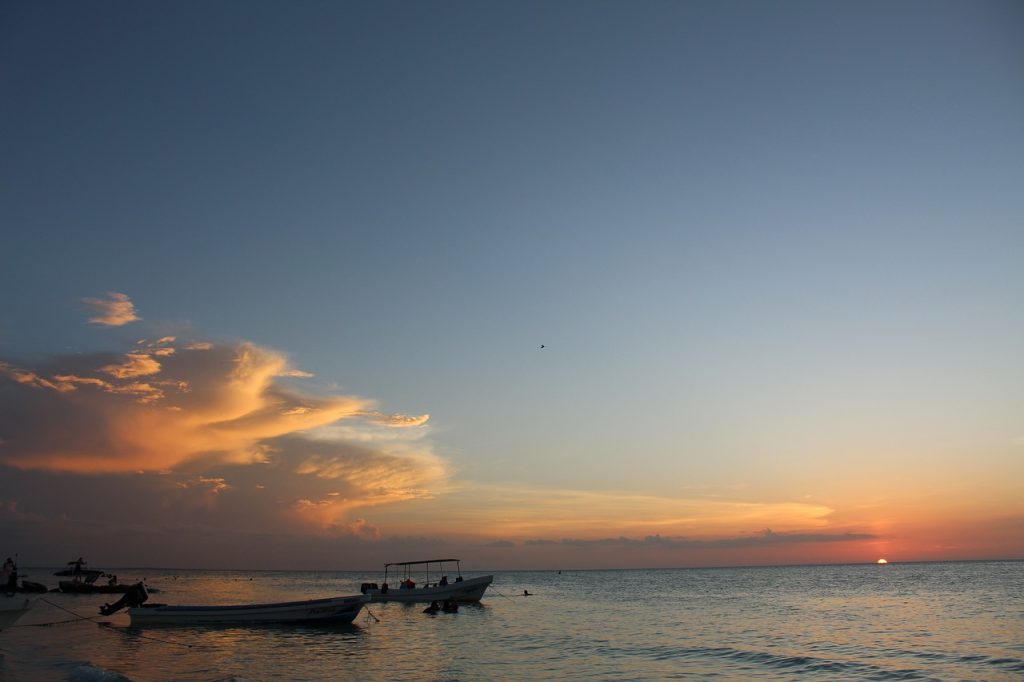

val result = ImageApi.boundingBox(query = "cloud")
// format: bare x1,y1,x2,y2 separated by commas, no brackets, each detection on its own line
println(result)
0,302,447,539
374,482,842,541
101,352,164,378
523,529,876,550
359,412,431,427
82,292,140,326
0,341,398,472
485,540,516,548
345,517,381,540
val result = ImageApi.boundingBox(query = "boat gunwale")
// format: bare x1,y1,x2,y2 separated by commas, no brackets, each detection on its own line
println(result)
132,594,367,613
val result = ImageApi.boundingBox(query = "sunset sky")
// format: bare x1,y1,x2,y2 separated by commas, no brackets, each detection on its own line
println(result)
1,1,1022,570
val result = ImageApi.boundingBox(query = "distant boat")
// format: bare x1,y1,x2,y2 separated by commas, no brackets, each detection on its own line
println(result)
57,570,141,594
362,559,492,603
0,595,33,631
55,558,153,594
126,594,370,626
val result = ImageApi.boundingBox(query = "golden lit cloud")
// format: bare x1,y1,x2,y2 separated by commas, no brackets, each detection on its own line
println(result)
0,338,437,482
81,292,140,326
101,352,164,378
359,412,432,427
1,291,449,544
369,483,839,541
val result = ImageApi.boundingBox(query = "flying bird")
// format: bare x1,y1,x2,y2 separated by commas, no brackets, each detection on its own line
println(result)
540,344,546,349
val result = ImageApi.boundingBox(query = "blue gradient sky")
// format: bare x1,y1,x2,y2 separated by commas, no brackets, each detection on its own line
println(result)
1,1,1022,568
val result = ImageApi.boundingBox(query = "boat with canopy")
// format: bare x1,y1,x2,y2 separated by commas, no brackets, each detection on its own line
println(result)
361,559,492,603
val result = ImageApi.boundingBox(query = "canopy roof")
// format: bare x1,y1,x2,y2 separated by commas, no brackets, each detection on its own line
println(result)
384,559,461,567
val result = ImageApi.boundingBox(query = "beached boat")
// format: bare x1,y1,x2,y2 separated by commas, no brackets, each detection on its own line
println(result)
362,559,492,603
126,594,370,626
1,595,33,631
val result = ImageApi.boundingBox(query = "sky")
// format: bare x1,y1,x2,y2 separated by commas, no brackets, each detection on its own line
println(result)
1,0,1022,570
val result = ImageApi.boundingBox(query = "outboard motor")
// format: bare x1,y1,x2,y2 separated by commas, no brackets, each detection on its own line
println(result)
99,582,148,616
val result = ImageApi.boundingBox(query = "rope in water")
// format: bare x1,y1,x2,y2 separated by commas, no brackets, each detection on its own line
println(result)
25,597,198,649
489,588,520,602
20,598,106,627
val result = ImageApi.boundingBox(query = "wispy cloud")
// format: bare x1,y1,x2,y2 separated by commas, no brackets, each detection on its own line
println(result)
374,483,841,540
523,528,876,550
82,292,140,326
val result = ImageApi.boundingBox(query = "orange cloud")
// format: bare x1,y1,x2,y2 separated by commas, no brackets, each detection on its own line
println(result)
375,483,838,540
2,293,449,543
359,412,432,427
0,340,435,478
101,352,164,378
82,292,140,326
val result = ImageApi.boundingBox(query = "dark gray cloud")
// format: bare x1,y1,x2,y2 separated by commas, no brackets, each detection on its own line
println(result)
484,540,516,548
524,529,877,550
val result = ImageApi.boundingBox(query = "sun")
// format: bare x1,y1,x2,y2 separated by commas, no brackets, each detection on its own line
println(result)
877,558,888,564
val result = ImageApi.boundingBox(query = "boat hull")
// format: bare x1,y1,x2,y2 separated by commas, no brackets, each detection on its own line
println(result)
127,594,369,626
0,596,33,631
59,580,134,594
366,575,493,603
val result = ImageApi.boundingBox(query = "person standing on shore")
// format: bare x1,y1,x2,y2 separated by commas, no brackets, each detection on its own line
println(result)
2,557,16,591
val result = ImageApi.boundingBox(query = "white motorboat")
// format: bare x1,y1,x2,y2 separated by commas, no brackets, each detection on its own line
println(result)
362,559,492,603
0,595,33,631
126,593,369,626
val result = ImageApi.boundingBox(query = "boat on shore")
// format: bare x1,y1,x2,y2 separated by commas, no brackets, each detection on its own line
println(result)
362,559,492,603
125,594,370,626
1,595,34,631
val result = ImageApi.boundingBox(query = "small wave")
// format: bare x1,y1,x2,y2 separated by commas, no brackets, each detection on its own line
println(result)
955,654,1024,671
986,657,1024,671
68,665,133,682
637,644,945,681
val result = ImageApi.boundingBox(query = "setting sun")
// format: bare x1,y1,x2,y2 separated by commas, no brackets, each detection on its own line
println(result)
877,558,889,564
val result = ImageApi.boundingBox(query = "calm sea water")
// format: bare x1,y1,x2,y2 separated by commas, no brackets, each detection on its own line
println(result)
1,561,1021,681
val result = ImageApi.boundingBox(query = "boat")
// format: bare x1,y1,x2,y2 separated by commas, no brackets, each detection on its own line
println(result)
124,594,370,626
55,558,153,593
58,570,139,593
1,595,33,631
361,559,492,603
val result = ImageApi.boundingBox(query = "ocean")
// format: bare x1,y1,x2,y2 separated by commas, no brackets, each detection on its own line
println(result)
1,561,1021,681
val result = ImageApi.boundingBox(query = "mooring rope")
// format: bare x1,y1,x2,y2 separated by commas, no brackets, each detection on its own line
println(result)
489,588,520,602
25,598,107,627
24,597,199,649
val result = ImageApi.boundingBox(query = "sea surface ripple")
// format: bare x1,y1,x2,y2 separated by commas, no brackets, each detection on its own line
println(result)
1,561,1020,680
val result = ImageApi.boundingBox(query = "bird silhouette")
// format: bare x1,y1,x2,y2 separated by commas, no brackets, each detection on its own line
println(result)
540,345,546,349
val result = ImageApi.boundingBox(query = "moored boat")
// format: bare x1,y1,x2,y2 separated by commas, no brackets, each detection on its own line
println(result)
126,594,370,626
56,558,153,594
362,559,492,603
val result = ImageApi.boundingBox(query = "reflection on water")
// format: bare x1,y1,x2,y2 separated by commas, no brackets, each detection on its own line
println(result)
0,562,1021,681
